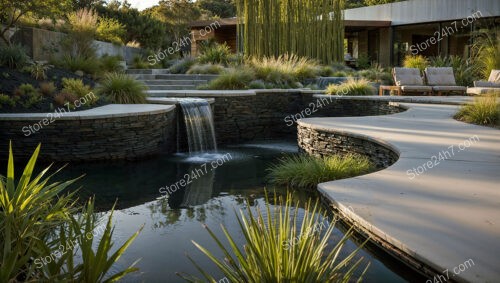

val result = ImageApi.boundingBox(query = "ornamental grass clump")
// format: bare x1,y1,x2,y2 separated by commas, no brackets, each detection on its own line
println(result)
455,95,500,126
403,55,429,73
268,154,375,190
247,54,321,86
97,72,147,104
326,78,376,96
0,143,142,282
202,67,255,90
179,192,370,282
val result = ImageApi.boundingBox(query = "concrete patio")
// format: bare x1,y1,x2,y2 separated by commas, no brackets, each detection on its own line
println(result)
299,102,500,282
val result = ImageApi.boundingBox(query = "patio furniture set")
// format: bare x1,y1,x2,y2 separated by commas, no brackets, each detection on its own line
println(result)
379,68,500,96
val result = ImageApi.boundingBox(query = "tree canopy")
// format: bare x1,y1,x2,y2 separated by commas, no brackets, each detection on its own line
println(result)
197,0,236,19
0,0,72,44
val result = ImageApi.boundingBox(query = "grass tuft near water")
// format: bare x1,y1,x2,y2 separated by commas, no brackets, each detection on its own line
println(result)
268,154,375,189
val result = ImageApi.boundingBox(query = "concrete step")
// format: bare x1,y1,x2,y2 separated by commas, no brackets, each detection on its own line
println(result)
147,85,197,90
154,74,219,81
140,80,207,86
126,69,170,75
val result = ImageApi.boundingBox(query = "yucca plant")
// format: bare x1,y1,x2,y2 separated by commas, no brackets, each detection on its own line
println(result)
0,143,142,282
455,95,500,126
178,192,369,282
97,73,148,104
326,78,376,96
268,154,375,190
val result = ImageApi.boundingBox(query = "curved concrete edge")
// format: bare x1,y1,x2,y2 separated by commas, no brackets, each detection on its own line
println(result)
147,97,215,105
312,94,475,105
299,102,500,282
0,104,175,121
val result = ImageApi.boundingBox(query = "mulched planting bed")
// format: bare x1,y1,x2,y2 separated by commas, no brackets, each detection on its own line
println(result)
0,66,108,113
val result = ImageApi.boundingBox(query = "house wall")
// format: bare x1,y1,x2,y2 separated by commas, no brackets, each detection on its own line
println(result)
344,0,499,26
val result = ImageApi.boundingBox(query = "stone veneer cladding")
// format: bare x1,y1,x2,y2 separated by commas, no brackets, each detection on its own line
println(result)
0,110,176,161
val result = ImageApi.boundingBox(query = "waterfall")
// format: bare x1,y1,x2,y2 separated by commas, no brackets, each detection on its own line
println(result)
179,99,217,154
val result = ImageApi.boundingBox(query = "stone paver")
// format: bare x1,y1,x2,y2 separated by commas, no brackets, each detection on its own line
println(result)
299,103,500,282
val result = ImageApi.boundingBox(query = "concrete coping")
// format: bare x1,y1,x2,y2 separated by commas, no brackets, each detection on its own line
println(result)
311,94,475,105
147,97,215,105
0,104,175,121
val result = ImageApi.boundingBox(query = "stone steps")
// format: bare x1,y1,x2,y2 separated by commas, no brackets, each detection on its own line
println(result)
147,85,197,90
126,69,218,91
140,80,207,86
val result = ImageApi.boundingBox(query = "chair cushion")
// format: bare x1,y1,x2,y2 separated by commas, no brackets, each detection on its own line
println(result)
474,81,500,88
425,67,457,86
432,86,466,91
488,69,500,83
467,87,500,95
393,67,424,86
401,85,433,92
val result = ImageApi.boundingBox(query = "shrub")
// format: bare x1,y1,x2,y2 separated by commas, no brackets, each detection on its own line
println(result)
319,66,335,77
179,192,369,282
331,71,348,77
25,61,52,80
100,54,125,73
403,55,429,73
0,44,30,69
97,17,126,45
13,84,42,109
54,92,79,107
471,29,500,80
0,93,16,108
326,78,376,96
268,154,375,189
198,43,232,65
39,82,57,97
356,53,371,69
63,8,98,59
0,144,142,282
187,63,225,74
202,67,255,90
131,55,150,69
62,78,93,98
248,80,266,89
97,73,147,104
357,66,393,85
169,57,196,74
455,95,500,126
57,55,101,76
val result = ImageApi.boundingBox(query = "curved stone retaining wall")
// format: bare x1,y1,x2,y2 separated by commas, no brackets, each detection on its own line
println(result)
297,124,399,169
0,105,176,161
208,91,405,144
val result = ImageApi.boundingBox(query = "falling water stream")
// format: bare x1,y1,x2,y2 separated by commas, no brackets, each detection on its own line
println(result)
179,99,217,154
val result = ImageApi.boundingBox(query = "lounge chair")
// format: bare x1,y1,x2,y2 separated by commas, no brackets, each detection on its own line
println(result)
467,69,500,95
424,67,466,96
388,67,432,96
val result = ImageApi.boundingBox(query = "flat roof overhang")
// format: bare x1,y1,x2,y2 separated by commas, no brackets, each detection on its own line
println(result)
344,20,391,27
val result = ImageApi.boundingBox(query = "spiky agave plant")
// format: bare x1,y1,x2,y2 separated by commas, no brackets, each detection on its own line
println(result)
178,192,370,282
0,143,142,282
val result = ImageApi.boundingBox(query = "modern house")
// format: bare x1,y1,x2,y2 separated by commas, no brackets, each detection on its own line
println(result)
189,0,499,66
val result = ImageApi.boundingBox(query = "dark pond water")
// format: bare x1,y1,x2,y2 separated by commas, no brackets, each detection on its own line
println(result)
46,141,417,282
